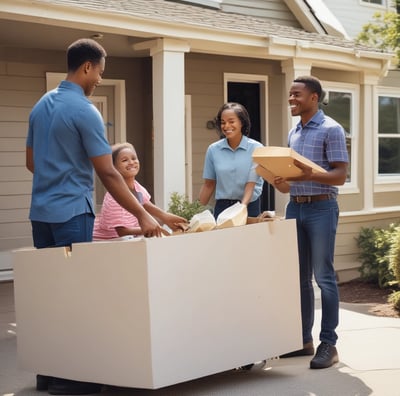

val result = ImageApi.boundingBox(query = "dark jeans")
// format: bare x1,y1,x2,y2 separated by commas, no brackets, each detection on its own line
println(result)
286,198,339,346
31,213,95,248
214,197,261,219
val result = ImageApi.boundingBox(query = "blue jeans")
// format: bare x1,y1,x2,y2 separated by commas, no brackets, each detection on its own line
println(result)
31,213,95,249
286,198,339,346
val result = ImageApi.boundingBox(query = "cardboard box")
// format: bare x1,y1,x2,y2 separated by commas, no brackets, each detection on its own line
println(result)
252,146,326,182
12,220,302,389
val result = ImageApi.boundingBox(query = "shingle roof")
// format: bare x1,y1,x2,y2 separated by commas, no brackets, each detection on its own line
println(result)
35,0,384,53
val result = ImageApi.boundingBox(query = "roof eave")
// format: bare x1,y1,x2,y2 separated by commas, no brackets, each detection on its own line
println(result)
0,0,392,75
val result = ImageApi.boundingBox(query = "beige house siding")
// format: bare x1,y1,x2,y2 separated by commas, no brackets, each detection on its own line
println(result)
380,70,400,88
0,49,60,253
374,192,400,208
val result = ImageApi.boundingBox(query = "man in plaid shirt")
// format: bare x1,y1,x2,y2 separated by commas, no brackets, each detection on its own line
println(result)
274,76,349,369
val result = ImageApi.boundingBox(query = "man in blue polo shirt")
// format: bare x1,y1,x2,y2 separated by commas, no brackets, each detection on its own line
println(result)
26,38,163,395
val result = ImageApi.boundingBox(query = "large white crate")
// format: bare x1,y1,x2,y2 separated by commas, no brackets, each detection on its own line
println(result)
12,220,302,389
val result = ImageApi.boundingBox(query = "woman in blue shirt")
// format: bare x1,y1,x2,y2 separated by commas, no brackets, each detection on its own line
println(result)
199,102,264,218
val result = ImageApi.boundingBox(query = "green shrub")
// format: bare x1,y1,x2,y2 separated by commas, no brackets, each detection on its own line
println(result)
388,226,400,312
167,192,208,221
356,223,398,288
389,226,400,285
388,291,400,312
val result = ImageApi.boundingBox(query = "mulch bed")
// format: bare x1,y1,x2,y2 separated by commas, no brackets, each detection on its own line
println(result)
338,279,400,318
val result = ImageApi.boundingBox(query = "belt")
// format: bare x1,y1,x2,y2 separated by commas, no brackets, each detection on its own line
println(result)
290,194,335,204
216,199,241,205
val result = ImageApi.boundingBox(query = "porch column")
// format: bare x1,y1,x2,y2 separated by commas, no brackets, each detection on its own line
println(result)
360,73,380,211
137,38,190,209
276,59,312,215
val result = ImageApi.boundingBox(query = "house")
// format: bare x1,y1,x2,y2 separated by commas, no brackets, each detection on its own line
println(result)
322,0,395,39
0,0,399,281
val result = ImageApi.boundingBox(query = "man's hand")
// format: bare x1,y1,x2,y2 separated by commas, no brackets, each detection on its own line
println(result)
136,212,163,238
162,213,188,231
273,159,313,192
285,159,313,182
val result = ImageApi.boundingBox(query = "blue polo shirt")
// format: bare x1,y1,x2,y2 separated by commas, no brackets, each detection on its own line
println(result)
202,135,264,201
26,80,112,223
288,109,349,196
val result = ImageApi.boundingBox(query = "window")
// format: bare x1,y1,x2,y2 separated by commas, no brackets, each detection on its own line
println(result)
361,0,384,5
321,83,359,191
377,94,400,175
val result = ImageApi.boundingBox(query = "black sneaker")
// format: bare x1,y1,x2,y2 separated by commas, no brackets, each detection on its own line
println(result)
48,377,102,395
310,342,339,369
36,374,51,391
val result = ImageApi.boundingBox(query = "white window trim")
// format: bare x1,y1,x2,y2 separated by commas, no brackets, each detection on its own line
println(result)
223,73,269,145
359,0,387,9
374,86,400,191
322,81,360,194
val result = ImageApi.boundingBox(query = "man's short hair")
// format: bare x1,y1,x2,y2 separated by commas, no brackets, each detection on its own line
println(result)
294,76,324,102
67,38,107,72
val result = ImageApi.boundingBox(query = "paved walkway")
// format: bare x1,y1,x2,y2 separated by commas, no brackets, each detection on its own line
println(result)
1,280,399,396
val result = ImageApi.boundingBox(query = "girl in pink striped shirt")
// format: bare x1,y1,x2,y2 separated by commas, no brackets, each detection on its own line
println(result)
93,143,185,239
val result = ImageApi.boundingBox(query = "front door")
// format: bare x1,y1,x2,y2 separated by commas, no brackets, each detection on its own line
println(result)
227,81,274,211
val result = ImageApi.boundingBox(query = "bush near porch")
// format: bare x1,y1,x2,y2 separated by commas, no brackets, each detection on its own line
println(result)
356,223,400,312
168,192,208,221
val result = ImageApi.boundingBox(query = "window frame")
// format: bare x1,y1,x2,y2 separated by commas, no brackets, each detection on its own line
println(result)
360,0,386,8
374,87,400,189
321,81,360,194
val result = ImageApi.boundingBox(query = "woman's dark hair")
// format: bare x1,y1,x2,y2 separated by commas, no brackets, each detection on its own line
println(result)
111,143,135,165
215,102,251,136
67,38,107,72
293,75,327,104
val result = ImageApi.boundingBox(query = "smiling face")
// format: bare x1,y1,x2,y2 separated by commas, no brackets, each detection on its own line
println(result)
114,147,140,180
82,57,105,97
288,81,319,124
220,109,243,144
